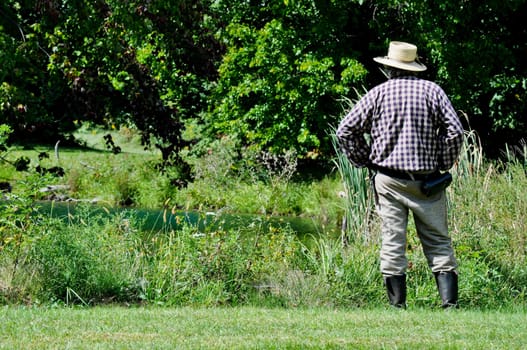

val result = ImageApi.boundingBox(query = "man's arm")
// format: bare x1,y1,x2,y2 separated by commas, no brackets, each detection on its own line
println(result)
436,92,464,170
336,95,373,168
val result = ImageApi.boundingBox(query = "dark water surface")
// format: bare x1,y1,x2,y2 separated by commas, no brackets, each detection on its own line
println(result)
36,201,324,237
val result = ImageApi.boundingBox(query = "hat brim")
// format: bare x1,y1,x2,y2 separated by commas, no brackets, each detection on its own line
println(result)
373,57,427,72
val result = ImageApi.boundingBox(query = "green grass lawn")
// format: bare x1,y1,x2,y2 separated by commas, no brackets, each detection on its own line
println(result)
2,306,526,349
72,125,159,155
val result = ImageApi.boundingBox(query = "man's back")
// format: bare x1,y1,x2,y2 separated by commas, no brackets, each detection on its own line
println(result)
337,76,463,172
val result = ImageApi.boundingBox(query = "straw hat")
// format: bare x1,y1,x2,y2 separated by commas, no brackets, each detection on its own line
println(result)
373,41,427,72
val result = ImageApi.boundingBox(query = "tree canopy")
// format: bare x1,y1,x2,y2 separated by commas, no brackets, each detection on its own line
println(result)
1,0,526,164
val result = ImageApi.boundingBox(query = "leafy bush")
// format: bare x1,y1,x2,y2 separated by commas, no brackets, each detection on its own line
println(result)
209,12,368,155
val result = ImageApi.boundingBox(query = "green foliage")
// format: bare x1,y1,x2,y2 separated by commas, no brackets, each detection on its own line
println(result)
0,18,58,142
0,171,60,303
2,0,527,159
330,123,375,245
447,131,527,308
178,136,312,216
489,73,527,132
369,0,527,152
0,124,11,145
0,0,221,172
134,219,305,306
209,1,368,155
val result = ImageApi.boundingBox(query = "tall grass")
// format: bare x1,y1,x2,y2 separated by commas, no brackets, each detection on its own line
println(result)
330,131,376,245
1,124,527,309
450,136,527,307
453,128,485,179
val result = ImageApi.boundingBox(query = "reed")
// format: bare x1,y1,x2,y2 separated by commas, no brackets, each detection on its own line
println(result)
330,131,376,245
453,127,485,180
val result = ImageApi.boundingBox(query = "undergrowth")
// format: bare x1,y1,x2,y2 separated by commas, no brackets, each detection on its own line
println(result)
1,125,526,309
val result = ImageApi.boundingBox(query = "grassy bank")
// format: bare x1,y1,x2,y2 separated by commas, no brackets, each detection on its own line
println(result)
2,306,526,349
1,127,527,309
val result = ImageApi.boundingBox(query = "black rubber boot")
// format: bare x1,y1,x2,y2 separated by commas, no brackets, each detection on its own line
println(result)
434,271,458,309
384,274,406,308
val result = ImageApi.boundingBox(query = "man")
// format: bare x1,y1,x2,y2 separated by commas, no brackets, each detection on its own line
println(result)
336,41,464,308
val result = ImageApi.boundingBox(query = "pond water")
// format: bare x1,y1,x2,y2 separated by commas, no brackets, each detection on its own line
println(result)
37,201,326,237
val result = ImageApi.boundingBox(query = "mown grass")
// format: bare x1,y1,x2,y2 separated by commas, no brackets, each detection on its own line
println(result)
2,306,526,349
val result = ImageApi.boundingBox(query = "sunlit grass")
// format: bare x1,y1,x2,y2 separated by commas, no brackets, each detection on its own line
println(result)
2,306,526,349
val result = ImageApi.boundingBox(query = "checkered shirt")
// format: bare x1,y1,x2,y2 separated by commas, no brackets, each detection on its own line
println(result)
336,76,464,172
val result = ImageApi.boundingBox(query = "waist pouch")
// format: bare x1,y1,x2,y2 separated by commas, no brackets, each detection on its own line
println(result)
421,172,453,197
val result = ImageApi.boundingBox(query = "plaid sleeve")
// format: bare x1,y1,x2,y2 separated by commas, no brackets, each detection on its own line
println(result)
336,93,374,168
436,90,464,170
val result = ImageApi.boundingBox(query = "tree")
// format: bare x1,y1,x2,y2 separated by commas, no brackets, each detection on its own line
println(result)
102,0,223,163
368,0,527,155
1,0,222,170
1,0,526,163
0,1,67,143
207,0,369,157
